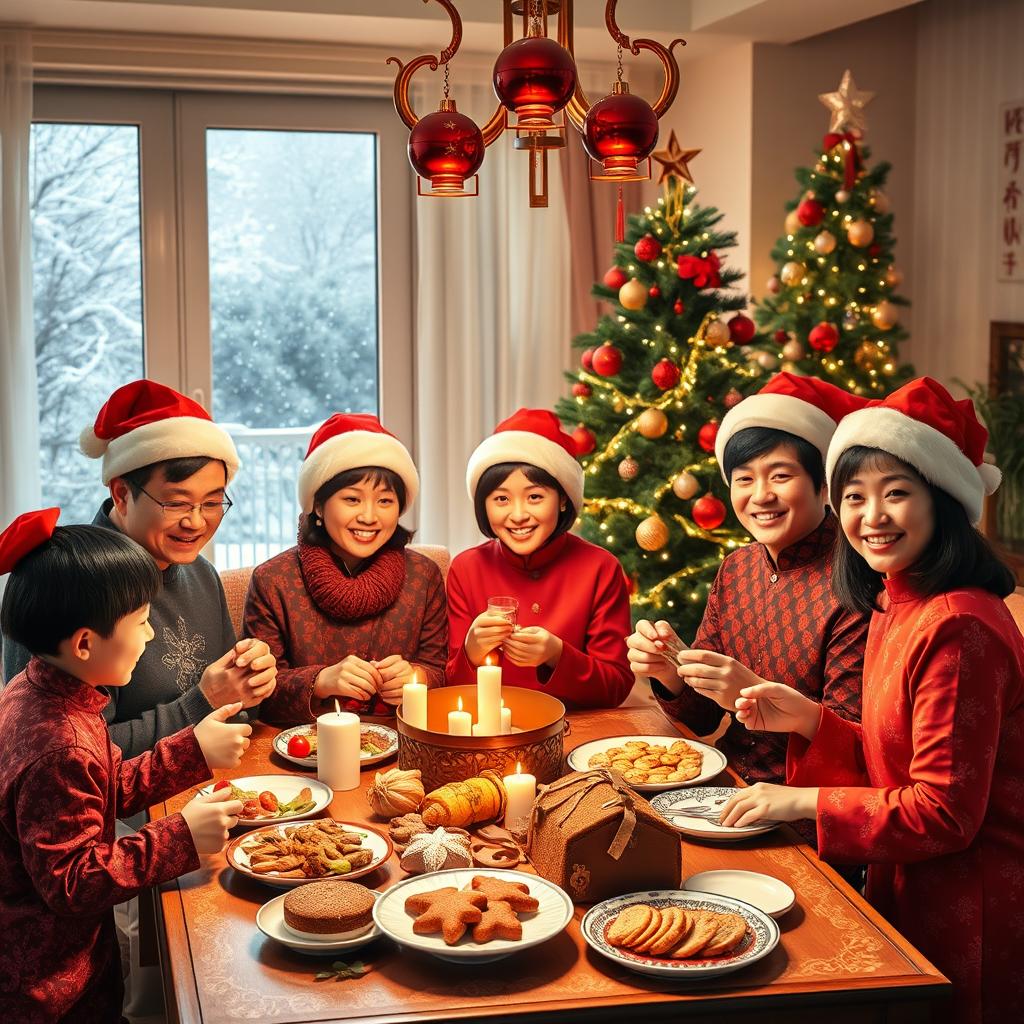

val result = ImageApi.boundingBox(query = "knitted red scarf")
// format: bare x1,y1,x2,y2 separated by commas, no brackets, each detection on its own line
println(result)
297,534,406,622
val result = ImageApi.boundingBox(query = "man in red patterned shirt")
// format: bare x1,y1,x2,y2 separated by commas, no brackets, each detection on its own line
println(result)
627,374,869,846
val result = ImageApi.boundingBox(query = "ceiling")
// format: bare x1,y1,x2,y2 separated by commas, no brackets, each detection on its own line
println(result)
2,0,924,61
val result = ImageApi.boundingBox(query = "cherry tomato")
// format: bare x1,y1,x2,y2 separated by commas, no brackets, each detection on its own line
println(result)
212,779,231,792
240,799,261,818
287,734,312,758
258,791,279,813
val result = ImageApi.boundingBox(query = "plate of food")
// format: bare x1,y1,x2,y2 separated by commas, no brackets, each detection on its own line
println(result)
373,867,573,964
566,735,727,792
257,881,384,955
683,870,795,919
227,819,392,888
196,774,332,826
273,723,399,769
580,889,780,979
649,786,781,842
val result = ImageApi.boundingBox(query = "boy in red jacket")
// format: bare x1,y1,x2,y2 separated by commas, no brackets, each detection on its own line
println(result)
0,509,250,1023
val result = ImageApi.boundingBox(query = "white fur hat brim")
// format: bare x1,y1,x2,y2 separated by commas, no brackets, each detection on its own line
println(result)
715,394,838,482
297,430,419,514
826,407,1001,525
467,431,584,513
80,416,240,485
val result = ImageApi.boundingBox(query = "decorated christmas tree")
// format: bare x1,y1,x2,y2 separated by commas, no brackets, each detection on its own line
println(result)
754,70,912,395
555,133,775,637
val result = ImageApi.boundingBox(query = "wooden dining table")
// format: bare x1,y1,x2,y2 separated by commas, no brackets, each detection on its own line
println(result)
151,696,949,1023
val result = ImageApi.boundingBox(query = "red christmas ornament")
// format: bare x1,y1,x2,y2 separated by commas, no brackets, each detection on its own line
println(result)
581,347,595,371
634,234,663,262
868,243,883,258
572,425,596,456
697,420,719,453
673,299,684,315
692,493,727,530
773,329,789,344
723,388,743,409
603,265,628,290
728,313,756,344
651,358,681,390
492,35,576,131
582,85,659,178
808,322,840,353
407,101,484,195
648,285,661,298
796,197,825,227
572,381,591,398
591,343,623,377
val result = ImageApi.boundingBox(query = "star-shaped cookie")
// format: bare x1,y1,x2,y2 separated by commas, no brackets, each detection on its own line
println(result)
469,875,539,913
404,886,487,945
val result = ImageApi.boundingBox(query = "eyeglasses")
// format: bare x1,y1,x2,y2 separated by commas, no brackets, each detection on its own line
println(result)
136,485,233,520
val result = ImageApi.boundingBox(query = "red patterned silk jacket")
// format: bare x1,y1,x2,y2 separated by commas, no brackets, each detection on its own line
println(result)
0,658,207,1022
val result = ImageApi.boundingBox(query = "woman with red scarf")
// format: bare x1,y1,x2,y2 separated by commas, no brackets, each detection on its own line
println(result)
244,415,447,723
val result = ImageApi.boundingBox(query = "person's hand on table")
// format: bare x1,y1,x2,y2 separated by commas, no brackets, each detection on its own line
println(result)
373,654,414,706
465,612,514,666
502,626,563,669
182,787,244,854
314,656,381,702
718,782,819,828
626,619,686,690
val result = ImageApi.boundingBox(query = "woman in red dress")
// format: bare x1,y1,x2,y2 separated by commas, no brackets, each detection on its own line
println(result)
445,409,633,708
720,377,1024,1024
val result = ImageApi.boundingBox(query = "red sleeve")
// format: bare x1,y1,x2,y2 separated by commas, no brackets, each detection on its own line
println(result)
820,606,868,724
116,726,210,819
244,566,324,725
412,563,448,690
18,749,199,916
787,704,868,787
815,613,1016,864
653,570,729,736
544,556,634,709
445,557,478,686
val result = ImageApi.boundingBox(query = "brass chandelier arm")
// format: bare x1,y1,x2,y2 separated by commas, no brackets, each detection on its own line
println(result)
605,0,686,118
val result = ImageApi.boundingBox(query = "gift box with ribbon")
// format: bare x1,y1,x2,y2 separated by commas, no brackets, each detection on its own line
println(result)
526,769,681,903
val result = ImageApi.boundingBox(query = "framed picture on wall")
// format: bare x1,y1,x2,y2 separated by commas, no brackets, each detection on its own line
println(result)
989,320,1024,397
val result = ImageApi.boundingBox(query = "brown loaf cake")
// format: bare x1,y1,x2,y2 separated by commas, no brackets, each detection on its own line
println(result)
283,880,376,937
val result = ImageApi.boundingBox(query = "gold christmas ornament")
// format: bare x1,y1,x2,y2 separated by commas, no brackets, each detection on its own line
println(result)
885,265,903,288
784,209,802,235
847,219,875,247
705,320,730,345
782,339,806,361
637,408,669,439
835,189,850,203
854,341,882,370
635,515,670,551
757,351,779,371
612,397,626,413
870,189,890,214
780,261,807,286
872,300,899,329
618,456,640,481
813,230,837,255
619,278,648,311
672,470,699,500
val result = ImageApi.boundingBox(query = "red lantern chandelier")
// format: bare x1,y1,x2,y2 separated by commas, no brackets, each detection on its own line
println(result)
388,0,683,207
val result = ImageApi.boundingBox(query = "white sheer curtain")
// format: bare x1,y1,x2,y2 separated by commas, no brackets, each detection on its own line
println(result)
414,80,571,555
0,31,37,529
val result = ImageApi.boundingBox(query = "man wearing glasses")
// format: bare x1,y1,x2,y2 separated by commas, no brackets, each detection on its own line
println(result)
2,379,277,756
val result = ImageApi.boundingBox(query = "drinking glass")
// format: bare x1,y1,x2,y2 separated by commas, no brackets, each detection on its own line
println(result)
487,595,519,629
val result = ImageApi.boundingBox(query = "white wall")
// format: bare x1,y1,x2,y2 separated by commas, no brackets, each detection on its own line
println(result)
911,0,1024,392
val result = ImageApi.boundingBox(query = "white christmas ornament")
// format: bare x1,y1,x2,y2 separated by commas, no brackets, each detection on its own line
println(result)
757,352,779,370
705,320,730,344
835,189,850,203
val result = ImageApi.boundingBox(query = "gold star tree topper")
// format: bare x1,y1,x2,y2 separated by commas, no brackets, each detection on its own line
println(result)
818,69,874,134
652,130,701,185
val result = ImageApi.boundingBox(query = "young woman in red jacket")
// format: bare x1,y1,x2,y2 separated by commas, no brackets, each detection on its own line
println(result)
719,378,1024,1024
446,409,633,709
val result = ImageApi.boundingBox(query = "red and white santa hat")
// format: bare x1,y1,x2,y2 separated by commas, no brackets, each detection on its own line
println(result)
297,413,419,514
0,508,61,574
466,408,585,513
714,371,868,481
80,380,240,485
826,376,1001,525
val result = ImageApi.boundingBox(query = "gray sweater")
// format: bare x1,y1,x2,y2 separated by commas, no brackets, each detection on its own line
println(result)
1,501,238,758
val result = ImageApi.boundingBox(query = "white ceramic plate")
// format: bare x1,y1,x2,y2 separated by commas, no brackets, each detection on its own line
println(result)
195,774,333,828
580,889,780,979
566,735,728,792
226,820,393,889
257,890,383,955
373,867,573,964
683,870,795,919
273,724,399,769
649,786,781,842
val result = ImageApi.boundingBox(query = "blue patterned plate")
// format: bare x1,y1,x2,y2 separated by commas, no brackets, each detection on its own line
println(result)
649,786,781,842
581,889,780,979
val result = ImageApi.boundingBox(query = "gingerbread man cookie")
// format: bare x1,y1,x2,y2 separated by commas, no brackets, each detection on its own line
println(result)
469,875,539,913
472,900,523,942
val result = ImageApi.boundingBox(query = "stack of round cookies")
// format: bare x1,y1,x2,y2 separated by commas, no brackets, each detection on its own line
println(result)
606,902,747,959
588,739,703,785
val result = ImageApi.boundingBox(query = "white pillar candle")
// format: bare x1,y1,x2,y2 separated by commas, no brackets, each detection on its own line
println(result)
316,704,361,792
448,695,472,736
503,761,536,835
402,673,427,731
500,701,512,735
476,652,502,736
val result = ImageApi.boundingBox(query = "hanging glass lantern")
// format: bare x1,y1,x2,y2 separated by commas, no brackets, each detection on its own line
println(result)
583,81,659,180
493,28,576,133
407,98,484,196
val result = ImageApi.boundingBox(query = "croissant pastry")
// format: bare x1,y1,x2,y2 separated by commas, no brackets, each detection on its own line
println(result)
420,770,507,828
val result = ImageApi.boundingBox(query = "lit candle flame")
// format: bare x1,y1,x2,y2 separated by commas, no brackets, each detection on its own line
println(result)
501,699,505,708
334,698,342,716
485,652,497,667
515,761,522,775
411,668,420,685
457,696,463,712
